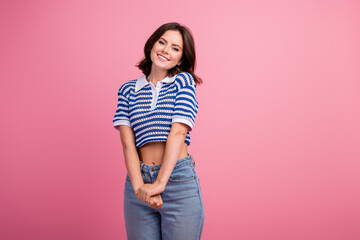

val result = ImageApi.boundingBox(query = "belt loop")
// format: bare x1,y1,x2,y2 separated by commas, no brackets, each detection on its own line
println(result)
190,154,195,167
139,161,144,172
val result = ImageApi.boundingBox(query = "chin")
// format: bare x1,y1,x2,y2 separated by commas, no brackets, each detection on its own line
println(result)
153,62,173,71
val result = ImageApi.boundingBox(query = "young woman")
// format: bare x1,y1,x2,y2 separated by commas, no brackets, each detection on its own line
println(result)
113,22,205,240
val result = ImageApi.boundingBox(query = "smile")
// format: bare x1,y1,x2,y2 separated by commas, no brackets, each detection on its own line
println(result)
157,54,169,61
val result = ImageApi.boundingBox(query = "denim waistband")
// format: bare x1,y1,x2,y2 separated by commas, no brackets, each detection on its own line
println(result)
140,153,195,173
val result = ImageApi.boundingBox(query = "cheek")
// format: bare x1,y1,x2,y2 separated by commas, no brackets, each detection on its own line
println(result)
174,53,182,62
157,42,165,50
151,47,157,54
151,44,160,53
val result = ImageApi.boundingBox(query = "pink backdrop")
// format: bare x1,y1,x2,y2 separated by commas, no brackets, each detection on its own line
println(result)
1,0,359,239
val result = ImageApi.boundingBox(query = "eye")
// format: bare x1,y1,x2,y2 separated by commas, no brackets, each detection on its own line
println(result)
173,48,179,52
159,40,164,45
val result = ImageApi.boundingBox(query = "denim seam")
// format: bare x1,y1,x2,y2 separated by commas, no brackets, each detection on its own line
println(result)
168,176,195,183
192,168,204,240
173,159,193,170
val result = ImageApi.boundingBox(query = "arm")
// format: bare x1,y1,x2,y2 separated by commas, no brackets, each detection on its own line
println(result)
119,125,164,209
113,83,144,192
137,122,188,203
118,125,144,192
156,123,189,185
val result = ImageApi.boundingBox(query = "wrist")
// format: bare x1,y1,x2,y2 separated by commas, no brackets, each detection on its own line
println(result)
133,182,144,193
154,178,167,191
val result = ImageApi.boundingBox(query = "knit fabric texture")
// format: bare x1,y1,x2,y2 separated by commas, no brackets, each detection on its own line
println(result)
113,72,198,148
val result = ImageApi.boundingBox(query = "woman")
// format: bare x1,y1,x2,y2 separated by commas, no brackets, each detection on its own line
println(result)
113,22,205,240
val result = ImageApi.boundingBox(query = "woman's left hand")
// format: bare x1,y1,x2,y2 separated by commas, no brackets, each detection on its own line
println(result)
135,182,166,203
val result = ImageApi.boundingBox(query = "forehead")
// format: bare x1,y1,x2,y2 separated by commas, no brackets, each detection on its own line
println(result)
160,30,183,47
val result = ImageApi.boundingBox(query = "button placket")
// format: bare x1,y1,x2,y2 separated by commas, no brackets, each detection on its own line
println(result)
149,167,156,180
149,82,162,111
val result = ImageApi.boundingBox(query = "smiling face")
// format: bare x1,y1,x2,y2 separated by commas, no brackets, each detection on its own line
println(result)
150,30,184,72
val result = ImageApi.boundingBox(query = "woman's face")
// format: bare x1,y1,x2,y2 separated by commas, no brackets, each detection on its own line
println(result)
150,30,183,72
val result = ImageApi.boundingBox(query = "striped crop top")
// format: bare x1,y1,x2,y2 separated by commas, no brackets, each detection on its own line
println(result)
113,72,199,148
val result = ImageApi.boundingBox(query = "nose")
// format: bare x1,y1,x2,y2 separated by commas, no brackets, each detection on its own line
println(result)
162,45,170,54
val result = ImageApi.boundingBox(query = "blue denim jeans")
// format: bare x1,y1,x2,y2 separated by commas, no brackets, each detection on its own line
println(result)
124,153,205,240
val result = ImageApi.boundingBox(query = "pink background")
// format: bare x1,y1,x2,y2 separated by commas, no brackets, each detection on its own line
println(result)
1,0,360,239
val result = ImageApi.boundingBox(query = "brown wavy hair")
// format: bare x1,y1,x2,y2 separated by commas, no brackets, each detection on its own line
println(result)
135,22,203,85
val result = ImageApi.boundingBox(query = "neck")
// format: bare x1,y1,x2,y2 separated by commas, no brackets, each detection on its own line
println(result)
147,66,168,83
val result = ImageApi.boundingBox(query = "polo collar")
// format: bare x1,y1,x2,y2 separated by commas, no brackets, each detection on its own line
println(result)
135,74,177,92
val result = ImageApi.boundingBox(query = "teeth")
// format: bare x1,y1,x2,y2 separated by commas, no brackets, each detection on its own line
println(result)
158,55,168,61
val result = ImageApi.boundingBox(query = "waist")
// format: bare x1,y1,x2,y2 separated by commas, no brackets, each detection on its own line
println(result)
140,153,193,173
137,141,188,165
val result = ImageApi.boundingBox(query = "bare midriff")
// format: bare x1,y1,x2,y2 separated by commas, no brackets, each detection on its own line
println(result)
137,141,189,165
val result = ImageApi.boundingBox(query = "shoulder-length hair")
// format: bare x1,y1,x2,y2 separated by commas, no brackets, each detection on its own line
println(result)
135,22,203,85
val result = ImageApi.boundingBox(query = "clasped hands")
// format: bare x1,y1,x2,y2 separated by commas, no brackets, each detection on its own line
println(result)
134,180,166,209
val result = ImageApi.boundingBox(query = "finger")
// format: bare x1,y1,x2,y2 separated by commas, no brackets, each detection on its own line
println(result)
141,192,146,202
159,198,163,209
149,197,159,209
154,202,161,209
144,191,150,203
154,196,162,209
145,193,150,203
136,189,144,201
149,201,158,209
136,191,142,202
158,198,163,208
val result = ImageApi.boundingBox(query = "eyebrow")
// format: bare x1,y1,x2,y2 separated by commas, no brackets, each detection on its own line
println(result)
160,37,182,49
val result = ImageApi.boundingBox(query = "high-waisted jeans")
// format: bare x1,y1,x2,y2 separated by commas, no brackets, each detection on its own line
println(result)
124,153,205,240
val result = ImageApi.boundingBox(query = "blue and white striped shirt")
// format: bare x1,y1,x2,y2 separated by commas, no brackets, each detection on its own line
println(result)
113,72,199,148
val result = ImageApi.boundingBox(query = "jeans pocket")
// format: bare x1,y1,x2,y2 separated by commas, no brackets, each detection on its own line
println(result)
168,164,196,183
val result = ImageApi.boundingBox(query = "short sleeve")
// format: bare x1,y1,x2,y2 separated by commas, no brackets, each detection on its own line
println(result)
171,72,199,131
113,83,131,130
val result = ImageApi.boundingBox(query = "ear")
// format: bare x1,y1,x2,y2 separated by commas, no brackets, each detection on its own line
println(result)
177,60,182,66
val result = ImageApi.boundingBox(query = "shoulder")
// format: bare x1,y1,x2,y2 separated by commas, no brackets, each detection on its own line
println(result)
118,79,136,94
174,72,196,88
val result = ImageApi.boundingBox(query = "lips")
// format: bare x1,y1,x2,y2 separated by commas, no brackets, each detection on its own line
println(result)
157,54,169,61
